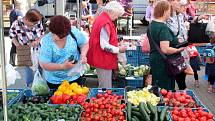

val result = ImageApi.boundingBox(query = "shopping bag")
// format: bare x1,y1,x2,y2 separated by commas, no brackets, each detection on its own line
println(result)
205,16,215,38
67,61,86,77
140,34,150,53
31,70,49,96
5,64,21,86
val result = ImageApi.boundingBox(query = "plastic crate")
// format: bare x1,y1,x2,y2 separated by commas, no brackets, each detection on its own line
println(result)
88,88,125,99
0,88,24,106
126,57,139,66
139,57,150,65
125,77,144,88
163,90,206,108
169,108,215,121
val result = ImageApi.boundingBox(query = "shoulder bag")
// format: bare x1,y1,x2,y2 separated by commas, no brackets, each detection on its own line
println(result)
148,25,187,76
16,20,33,66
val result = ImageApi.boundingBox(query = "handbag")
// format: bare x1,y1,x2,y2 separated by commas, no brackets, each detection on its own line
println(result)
16,20,33,66
16,45,32,66
188,21,209,43
148,25,187,76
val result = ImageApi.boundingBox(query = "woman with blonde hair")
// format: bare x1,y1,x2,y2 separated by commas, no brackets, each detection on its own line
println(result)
149,0,185,90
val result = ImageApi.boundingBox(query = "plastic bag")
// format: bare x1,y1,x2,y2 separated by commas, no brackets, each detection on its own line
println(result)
140,34,150,53
31,70,49,96
205,16,215,38
118,52,127,65
6,64,21,86
68,61,86,77
31,48,40,71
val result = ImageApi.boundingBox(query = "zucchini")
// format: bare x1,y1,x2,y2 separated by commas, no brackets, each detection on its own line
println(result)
142,102,151,114
132,111,143,120
139,102,150,121
160,106,169,121
132,107,140,112
131,117,136,121
127,102,132,121
133,116,140,121
146,101,156,115
153,107,158,121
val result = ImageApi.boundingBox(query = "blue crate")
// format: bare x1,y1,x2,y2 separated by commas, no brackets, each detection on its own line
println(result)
126,58,139,66
88,88,125,99
0,88,24,106
164,90,206,108
139,57,150,65
125,77,144,88
126,50,139,58
169,108,215,121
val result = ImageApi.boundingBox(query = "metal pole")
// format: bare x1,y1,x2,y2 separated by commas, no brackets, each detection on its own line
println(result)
76,0,81,29
0,0,8,121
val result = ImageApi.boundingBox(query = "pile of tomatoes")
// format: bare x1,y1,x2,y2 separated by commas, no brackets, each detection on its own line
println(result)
170,107,214,121
80,90,126,121
160,89,200,108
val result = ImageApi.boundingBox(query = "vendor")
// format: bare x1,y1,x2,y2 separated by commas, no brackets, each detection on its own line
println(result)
39,15,89,89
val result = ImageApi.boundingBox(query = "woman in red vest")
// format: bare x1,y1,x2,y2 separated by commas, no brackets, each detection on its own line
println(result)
87,1,126,88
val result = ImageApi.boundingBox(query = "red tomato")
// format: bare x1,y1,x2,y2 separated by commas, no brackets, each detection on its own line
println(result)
172,110,179,115
172,114,178,121
207,119,214,121
107,90,112,95
160,89,168,96
178,117,185,121
207,113,214,119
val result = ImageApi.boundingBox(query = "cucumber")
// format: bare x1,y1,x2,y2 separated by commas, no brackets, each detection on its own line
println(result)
132,111,143,120
146,102,156,115
153,107,158,121
139,102,150,121
160,106,169,121
127,102,132,121
142,102,151,114
132,107,140,112
131,117,136,121
133,116,140,121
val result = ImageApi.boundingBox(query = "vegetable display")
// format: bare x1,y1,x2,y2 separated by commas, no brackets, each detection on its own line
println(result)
80,90,126,121
127,86,160,106
170,107,214,121
118,63,150,77
0,102,81,121
160,89,201,108
127,101,169,121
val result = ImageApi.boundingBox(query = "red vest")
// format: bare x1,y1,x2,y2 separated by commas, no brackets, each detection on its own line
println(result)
87,12,118,70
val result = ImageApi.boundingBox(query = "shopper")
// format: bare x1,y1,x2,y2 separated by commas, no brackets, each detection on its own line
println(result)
149,0,184,90
186,0,196,20
9,9,44,87
187,44,202,87
9,0,23,66
87,1,126,88
39,15,88,89
166,0,193,90
145,0,155,22
205,39,215,93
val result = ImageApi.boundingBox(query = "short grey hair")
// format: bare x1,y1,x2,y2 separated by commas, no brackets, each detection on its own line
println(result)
103,1,125,17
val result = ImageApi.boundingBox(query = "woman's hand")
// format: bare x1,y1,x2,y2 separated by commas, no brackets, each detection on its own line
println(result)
81,54,87,64
119,46,127,53
30,39,40,48
61,60,75,70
